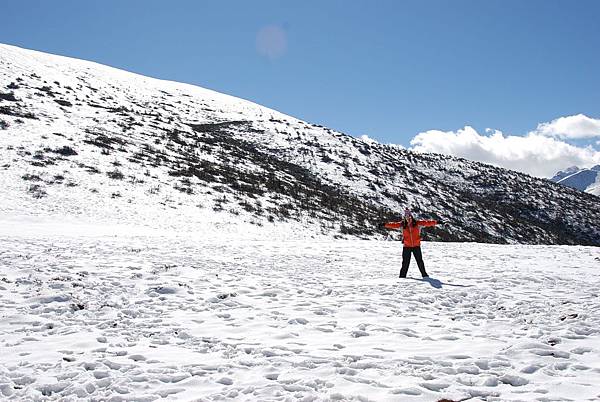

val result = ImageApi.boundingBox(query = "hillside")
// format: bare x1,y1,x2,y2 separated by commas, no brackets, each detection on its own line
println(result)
1,43,599,245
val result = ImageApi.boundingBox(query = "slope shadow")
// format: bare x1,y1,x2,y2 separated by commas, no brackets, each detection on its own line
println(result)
407,277,472,289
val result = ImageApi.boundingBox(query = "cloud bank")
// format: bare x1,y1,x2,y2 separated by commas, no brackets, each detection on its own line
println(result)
410,124,600,178
532,114,600,139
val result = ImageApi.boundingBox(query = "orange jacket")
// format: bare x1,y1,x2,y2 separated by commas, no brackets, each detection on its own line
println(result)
384,220,437,247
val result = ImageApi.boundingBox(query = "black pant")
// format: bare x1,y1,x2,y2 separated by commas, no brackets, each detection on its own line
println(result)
400,246,428,278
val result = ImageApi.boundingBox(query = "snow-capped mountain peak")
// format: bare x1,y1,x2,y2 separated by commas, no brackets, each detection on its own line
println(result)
550,166,581,182
550,165,600,197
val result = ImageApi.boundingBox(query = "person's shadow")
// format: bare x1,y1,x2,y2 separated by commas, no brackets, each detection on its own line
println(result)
411,277,471,289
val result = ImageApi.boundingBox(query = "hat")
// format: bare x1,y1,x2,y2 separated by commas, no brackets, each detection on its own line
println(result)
404,208,412,218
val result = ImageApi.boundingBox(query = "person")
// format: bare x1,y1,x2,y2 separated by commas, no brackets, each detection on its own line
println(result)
383,208,438,278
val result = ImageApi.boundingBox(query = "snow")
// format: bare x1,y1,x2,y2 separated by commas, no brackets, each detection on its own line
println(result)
586,172,600,196
0,43,315,239
0,42,373,240
1,231,599,401
2,42,600,401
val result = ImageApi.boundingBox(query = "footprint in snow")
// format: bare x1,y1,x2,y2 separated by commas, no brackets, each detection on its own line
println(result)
521,364,544,374
420,382,450,391
128,354,147,362
265,373,279,380
288,318,308,325
499,374,528,386
571,346,592,354
390,387,422,395
350,330,369,338
216,377,233,385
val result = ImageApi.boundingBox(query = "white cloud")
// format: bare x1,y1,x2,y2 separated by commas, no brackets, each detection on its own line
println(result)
532,114,600,139
410,126,600,178
256,25,287,60
360,134,379,144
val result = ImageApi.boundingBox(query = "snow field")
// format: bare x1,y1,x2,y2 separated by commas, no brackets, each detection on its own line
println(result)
1,235,599,401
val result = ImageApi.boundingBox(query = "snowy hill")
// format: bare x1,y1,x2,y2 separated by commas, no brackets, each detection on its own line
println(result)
1,43,599,245
551,165,600,197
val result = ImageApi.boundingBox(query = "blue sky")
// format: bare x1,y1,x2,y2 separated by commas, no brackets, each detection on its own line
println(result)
2,0,600,175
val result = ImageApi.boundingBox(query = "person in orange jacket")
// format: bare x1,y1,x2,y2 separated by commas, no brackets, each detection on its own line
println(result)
383,208,438,278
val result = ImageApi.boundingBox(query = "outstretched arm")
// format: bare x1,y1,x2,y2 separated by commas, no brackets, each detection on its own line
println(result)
383,222,402,229
417,220,437,227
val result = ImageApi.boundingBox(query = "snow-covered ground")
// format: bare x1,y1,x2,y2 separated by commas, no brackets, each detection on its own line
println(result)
1,231,599,401
2,43,600,401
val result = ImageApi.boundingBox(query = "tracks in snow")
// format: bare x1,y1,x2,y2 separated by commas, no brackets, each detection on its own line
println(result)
0,237,599,401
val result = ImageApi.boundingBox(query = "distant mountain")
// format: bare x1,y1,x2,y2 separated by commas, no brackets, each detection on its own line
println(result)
550,166,582,182
551,166,600,197
1,43,599,245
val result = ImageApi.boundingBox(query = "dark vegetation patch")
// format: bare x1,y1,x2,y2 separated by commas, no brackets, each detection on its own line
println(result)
107,169,125,180
35,86,58,97
25,149,57,167
22,173,42,181
54,99,73,107
76,162,101,174
0,92,18,102
52,146,78,156
87,103,131,115
0,105,37,119
28,184,47,199
83,127,128,150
